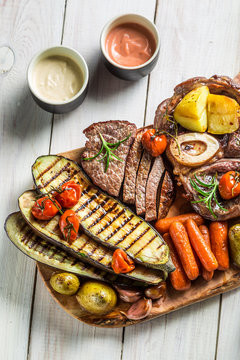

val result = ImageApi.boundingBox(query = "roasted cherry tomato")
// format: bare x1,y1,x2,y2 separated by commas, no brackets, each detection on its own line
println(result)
55,181,81,208
219,171,240,200
31,196,61,220
111,249,135,274
141,129,167,157
59,209,80,244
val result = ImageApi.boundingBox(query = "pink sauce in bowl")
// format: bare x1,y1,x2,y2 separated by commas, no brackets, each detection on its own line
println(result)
105,23,156,68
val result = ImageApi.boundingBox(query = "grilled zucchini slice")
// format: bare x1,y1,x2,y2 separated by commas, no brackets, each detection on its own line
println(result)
32,155,174,272
4,212,117,283
18,190,164,284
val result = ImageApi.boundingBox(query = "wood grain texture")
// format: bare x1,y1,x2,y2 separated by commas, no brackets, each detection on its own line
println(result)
126,0,240,359
0,1,65,359
28,1,156,359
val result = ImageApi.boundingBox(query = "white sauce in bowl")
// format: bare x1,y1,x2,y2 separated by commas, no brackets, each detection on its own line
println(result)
33,55,83,102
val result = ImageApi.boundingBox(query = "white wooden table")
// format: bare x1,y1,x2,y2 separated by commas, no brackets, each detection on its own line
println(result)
1,0,240,359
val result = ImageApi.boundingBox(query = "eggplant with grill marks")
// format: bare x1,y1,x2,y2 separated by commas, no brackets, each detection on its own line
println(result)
31,155,174,273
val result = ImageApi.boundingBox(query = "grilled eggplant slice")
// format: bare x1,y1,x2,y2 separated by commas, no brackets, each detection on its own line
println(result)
4,212,118,283
32,155,174,272
19,190,164,284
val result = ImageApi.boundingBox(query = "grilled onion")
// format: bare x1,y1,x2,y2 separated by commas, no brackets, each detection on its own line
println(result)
169,132,219,167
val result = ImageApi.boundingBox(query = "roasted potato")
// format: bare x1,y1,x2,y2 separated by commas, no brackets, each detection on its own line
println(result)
229,224,240,267
174,86,209,132
50,273,80,295
207,94,240,134
76,281,117,315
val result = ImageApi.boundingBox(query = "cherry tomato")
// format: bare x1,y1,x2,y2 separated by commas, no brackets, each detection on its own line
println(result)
55,180,81,208
219,171,240,200
59,209,80,244
111,249,135,274
141,129,167,157
31,196,61,220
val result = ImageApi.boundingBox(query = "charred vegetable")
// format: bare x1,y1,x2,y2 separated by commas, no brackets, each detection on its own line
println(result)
76,281,117,315
4,212,121,283
31,155,174,272
50,273,80,295
19,190,163,285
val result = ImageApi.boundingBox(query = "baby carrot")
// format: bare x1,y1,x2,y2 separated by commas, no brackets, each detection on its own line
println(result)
163,233,191,291
155,213,204,234
209,221,229,270
185,219,218,272
169,221,199,280
199,225,214,281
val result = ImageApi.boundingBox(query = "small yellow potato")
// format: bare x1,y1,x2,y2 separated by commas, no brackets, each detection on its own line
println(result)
207,94,240,134
174,86,209,132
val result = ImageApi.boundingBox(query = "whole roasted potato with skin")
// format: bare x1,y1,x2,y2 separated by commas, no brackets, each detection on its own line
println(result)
229,224,240,267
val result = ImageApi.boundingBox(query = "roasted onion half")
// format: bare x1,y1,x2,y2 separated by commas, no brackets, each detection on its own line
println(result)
169,132,220,167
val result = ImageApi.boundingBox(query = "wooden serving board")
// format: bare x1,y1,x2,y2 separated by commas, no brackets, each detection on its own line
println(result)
37,148,240,328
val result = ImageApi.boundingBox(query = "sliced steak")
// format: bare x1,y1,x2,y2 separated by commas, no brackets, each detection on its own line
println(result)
81,120,137,197
145,156,165,221
158,170,175,219
182,158,240,221
123,128,145,204
135,150,152,216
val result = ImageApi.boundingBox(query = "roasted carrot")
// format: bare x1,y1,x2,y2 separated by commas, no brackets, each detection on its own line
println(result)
199,225,214,281
169,221,199,280
209,221,229,270
155,213,204,234
163,233,191,291
185,219,218,272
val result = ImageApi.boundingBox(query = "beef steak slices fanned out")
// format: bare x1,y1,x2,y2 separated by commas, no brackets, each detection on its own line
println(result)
135,150,152,216
183,159,240,221
145,156,165,222
123,128,145,204
81,120,137,197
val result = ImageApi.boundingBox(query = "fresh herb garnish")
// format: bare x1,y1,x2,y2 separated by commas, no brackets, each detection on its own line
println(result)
190,173,227,219
82,132,131,172
63,215,77,243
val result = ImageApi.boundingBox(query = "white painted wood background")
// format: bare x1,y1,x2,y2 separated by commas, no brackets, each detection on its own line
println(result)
1,0,240,359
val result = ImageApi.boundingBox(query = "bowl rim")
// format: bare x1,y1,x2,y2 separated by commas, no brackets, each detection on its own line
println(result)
100,13,160,71
27,45,89,106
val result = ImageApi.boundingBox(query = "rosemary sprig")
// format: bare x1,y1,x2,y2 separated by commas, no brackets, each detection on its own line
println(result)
161,109,181,154
190,173,227,219
82,132,131,173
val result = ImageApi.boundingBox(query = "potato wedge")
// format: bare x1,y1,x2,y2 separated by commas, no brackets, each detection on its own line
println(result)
207,94,240,134
174,86,209,132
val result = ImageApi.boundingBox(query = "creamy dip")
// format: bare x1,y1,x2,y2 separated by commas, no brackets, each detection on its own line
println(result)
33,55,83,102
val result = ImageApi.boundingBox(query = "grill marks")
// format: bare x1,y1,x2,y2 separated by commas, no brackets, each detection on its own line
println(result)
81,197,109,221
35,158,61,180
115,220,143,246
74,189,100,213
104,215,134,242
95,209,126,236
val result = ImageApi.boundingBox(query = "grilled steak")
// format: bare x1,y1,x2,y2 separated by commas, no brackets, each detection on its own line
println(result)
158,170,175,219
181,159,240,221
225,130,240,158
81,121,137,197
135,150,152,216
145,156,165,221
123,128,145,204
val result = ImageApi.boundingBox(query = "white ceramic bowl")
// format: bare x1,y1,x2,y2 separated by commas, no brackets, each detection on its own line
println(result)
100,14,160,81
27,46,89,113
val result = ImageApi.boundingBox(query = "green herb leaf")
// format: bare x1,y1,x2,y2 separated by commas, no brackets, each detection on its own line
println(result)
82,132,131,173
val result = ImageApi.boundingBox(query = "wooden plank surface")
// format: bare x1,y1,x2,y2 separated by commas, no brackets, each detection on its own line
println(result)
28,0,156,359
0,1,65,359
2,0,240,359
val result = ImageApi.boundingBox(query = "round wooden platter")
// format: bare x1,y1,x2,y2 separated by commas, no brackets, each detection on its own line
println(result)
37,147,240,328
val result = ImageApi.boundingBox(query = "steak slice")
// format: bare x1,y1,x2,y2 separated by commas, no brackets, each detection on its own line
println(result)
123,128,145,204
135,150,152,216
225,130,240,158
145,156,165,221
182,158,240,221
158,170,175,220
81,120,137,197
